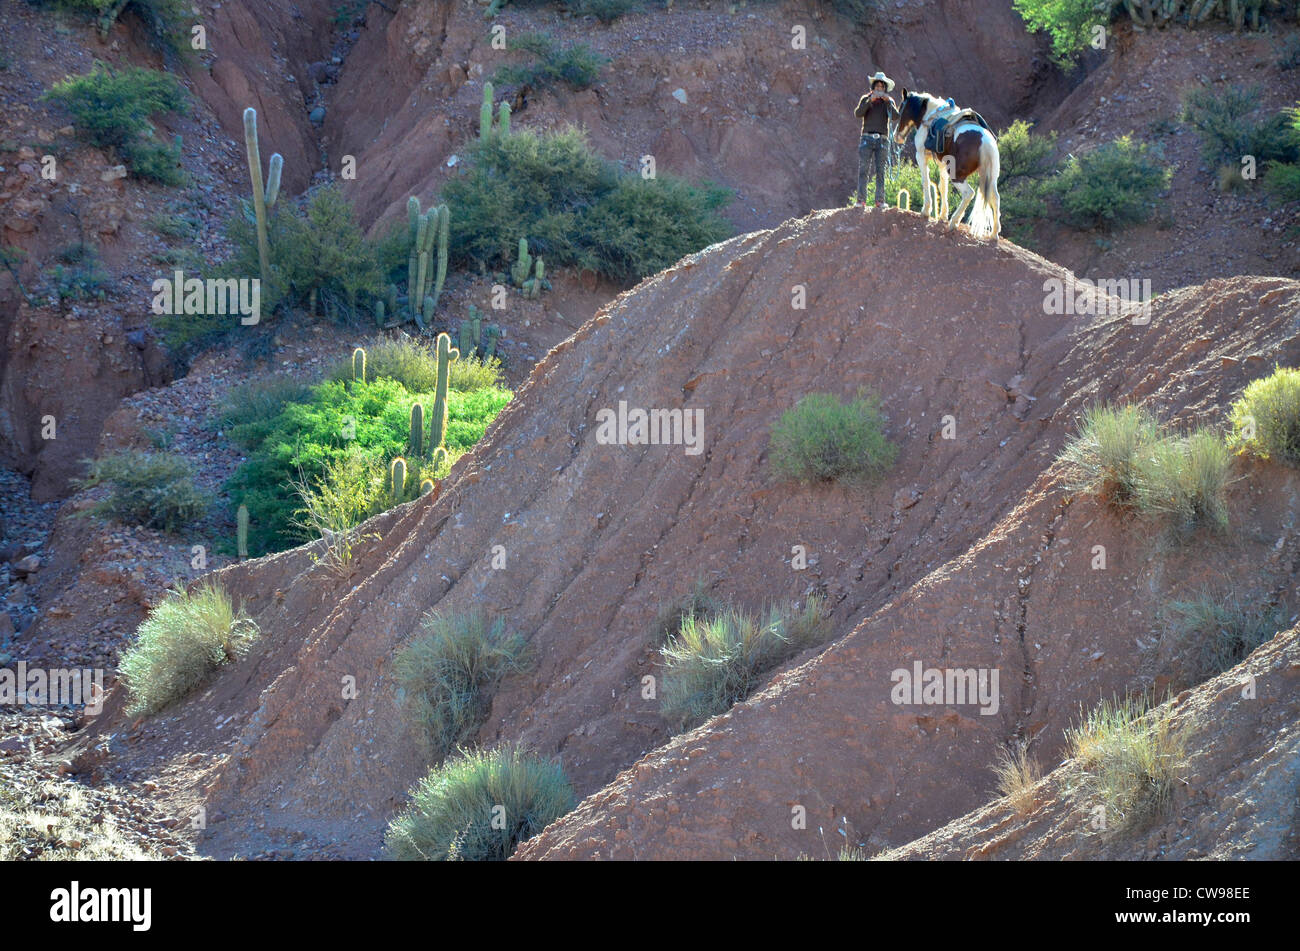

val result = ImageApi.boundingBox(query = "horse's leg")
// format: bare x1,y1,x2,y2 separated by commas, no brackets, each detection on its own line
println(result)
949,179,975,231
938,156,952,222
915,143,931,217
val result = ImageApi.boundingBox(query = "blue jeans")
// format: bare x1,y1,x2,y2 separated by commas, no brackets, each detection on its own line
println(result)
857,133,891,205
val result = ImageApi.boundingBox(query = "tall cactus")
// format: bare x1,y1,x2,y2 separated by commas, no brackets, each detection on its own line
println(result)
498,100,511,135
242,108,283,288
432,445,449,474
459,317,473,357
480,82,495,138
410,402,425,459
406,199,450,327
237,503,249,559
433,204,449,313
390,457,408,502
431,332,460,450
352,346,366,384
511,237,533,287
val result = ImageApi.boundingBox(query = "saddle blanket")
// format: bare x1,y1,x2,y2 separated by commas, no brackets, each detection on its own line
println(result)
925,109,990,154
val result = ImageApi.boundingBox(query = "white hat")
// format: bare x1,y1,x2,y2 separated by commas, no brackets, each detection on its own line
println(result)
868,70,895,91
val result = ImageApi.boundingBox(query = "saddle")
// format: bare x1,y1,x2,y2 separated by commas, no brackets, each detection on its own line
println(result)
924,108,990,155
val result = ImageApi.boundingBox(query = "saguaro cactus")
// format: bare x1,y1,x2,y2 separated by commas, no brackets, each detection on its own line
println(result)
431,332,460,450
432,445,449,474
511,237,533,287
410,402,425,459
242,108,283,288
480,82,495,138
390,457,408,501
352,346,366,384
407,199,451,327
498,100,511,135
237,503,249,559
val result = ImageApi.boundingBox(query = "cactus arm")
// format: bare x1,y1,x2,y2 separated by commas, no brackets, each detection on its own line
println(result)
243,108,272,287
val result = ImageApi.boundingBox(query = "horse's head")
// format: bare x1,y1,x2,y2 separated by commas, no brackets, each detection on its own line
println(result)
894,89,932,145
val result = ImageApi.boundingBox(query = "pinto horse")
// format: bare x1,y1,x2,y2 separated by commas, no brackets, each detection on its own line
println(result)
893,90,1002,239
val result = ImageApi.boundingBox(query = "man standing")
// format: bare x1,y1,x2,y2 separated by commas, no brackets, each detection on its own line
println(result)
855,70,899,209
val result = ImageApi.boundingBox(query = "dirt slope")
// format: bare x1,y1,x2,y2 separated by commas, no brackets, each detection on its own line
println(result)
880,624,1300,861
68,207,1300,859
326,0,1066,234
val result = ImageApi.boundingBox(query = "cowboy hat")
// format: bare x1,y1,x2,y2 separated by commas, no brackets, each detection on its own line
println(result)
868,70,895,91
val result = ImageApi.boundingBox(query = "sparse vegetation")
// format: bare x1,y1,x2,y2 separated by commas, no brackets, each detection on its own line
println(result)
1048,136,1171,231
652,579,724,642
573,0,643,22
384,746,574,860
1,778,156,860
768,391,897,485
73,450,209,533
659,596,831,731
326,335,504,394
1229,365,1300,465
44,62,187,184
1181,86,1300,191
1066,694,1186,831
118,581,259,717
393,612,530,762
41,0,193,52
1163,593,1287,680
443,126,732,282
48,241,110,302
492,32,606,91
994,742,1042,816
1132,426,1232,531
1060,405,1231,530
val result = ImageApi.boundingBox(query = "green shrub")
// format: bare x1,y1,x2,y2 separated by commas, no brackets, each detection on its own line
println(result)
290,446,386,575
573,0,642,22
1162,593,1286,680
1265,159,1300,202
223,184,384,318
1132,427,1232,530
996,120,1061,244
652,578,724,642
218,377,316,446
443,126,732,282
393,612,530,761
43,62,188,183
579,175,732,281
1066,694,1186,831
1012,0,1112,67
326,335,503,394
48,242,111,302
660,596,830,731
119,581,259,716
768,391,897,485
74,450,208,533
492,32,606,91
1059,404,1162,508
1228,365,1300,465
1181,86,1300,169
384,746,574,860
43,0,193,53
226,376,510,554
1048,136,1171,231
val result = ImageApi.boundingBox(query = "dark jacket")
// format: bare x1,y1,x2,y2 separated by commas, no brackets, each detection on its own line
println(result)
855,93,898,136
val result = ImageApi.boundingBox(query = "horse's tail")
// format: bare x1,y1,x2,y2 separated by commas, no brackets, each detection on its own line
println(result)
969,131,1001,238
